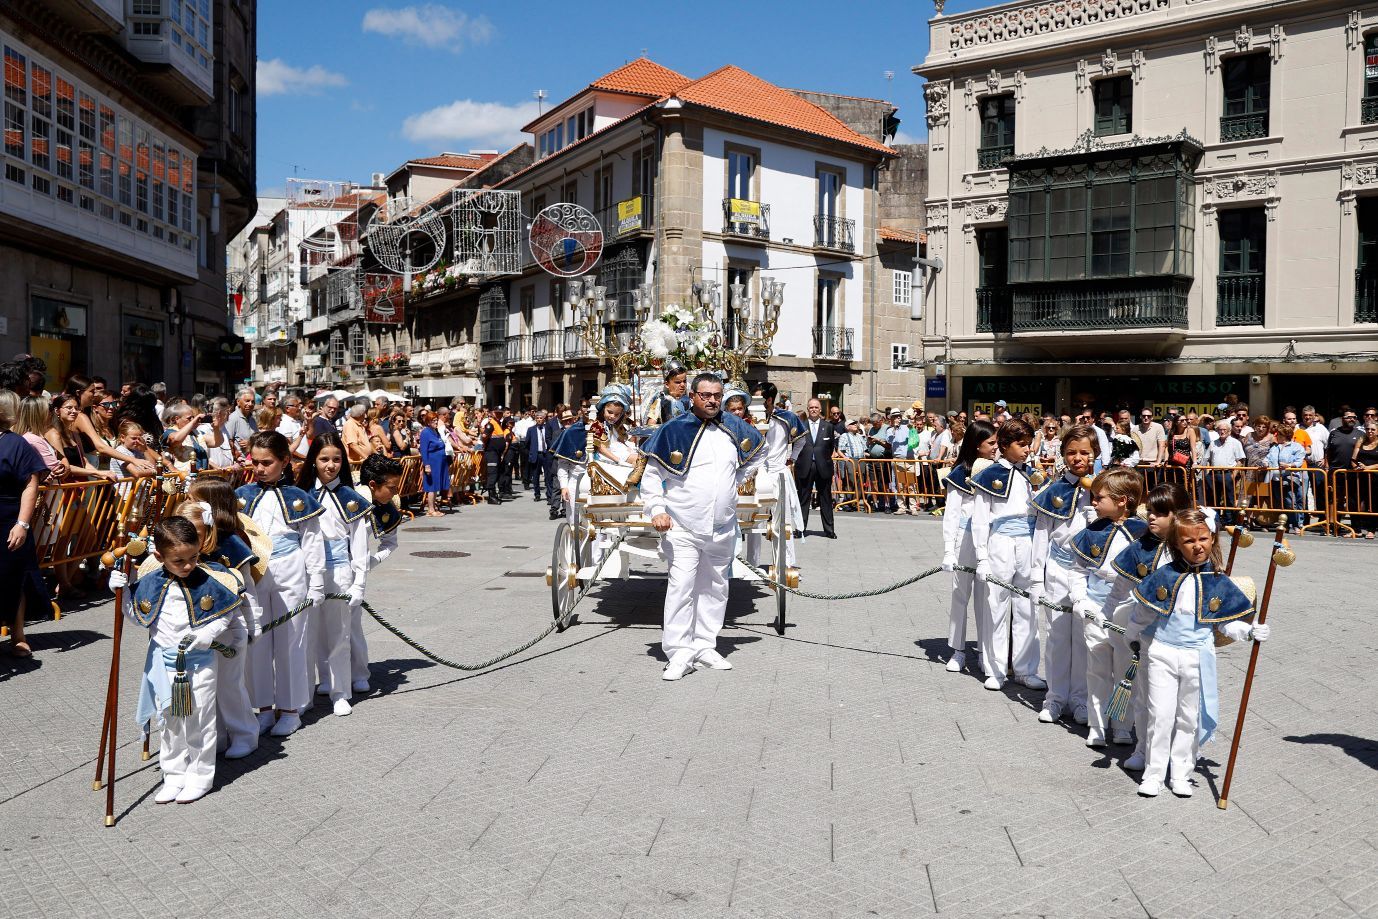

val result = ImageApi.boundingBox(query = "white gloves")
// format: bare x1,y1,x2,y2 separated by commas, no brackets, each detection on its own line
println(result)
941,552,956,572
975,560,991,581
1251,623,1270,642
186,631,214,652
1074,599,1101,622
108,569,129,591
1026,584,1044,609
1081,506,1099,525
306,588,325,608
347,585,365,608
1221,620,1270,642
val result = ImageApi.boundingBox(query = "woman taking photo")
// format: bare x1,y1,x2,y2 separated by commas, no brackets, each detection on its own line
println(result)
68,375,156,476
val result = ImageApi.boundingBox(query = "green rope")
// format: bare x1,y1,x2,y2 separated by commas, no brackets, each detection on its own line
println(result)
954,564,1126,634
733,555,946,600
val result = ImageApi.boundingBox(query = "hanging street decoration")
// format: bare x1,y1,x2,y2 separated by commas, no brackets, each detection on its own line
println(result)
530,202,604,278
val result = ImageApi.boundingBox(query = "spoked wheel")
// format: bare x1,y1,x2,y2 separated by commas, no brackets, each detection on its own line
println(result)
548,522,580,631
771,492,790,636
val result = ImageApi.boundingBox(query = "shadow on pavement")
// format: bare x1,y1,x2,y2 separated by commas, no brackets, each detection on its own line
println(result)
1283,733,1378,771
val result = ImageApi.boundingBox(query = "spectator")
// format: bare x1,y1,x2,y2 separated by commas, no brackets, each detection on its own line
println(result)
836,418,866,508
1242,416,1276,527
388,407,412,457
1267,421,1307,534
277,394,304,456
14,396,68,482
886,410,914,515
341,403,373,464
418,410,448,517
1329,408,1365,534
1167,414,1198,469
161,402,213,472
1034,418,1061,467
224,387,258,456
1132,408,1167,466
1203,419,1245,524
1301,405,1329,466
827,405,847,437
1329,403,1354,432
110,420,152,478
312,396,340,440
45,394,116,484
1352,419,1378,538
197,397,235,467
0,388,48,658
150,381,167,419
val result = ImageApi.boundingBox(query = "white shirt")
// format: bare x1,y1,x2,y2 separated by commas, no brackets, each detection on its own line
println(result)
763,415,803,474
1304,422,1329,463
438,420,455,456
1093,425,1113,467
249,483,325,592
808,418,821,441
1031,472,1092,585
513,417,535,441
315,477,370,591
971,457,1034,564
1206,437,1245,467
1069,520,1136,606
929,429,951,462
277,412,302,442
130,570,230,650
198,423,235,467
641,419,765,536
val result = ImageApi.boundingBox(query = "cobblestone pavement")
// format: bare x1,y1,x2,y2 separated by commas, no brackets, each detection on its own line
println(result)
2,493,1377,919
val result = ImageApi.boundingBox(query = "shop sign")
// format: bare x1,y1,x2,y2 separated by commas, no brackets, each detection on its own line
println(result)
616,196,643,236
925,377,947,398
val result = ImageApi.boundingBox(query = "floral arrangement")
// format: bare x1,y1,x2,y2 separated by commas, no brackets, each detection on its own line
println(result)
638,304,720,368
409,261,464,298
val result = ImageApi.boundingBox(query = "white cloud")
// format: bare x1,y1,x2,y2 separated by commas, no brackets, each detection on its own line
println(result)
257,58,348,96
361,5,494,51
401,99,541,146
892,130,924,146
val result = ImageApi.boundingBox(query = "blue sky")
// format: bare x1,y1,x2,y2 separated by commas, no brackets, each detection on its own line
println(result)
254,0,996,196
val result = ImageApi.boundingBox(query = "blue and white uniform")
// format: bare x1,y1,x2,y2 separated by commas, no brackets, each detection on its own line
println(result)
971,458,1040,687
312,478,371,707
1029,473,1093,714
941,462,986,669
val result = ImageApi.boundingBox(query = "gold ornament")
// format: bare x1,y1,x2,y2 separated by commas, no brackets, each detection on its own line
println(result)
1208,597,1222,613
138,599,152,614
346,500,359,513
740,437,751,450
1273,546,1296,567
1052,496,1065,509
237,497,246,509
200,595,215,611
125,537,147,557
993,479,1004,490
1028,470,1046,488
575,450,584,459
292,499,305,512
670,450,683,465
1136,563,1148,577
1079,475,1095,490
1156,586,1169,601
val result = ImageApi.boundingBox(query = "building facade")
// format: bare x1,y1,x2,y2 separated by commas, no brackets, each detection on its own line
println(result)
0,0,255,394
916,0,1378,418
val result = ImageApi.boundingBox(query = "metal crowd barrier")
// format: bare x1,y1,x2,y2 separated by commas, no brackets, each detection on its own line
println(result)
849,458,949,513
1329,468,1378,538
1192,463,1330,534
832,457,864,511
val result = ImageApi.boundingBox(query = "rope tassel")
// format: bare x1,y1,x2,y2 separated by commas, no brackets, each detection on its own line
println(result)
1104,641,1140,723
168,644,194,718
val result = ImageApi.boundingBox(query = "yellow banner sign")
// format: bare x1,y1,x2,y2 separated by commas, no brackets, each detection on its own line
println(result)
728,198,761,224
616,196,643,235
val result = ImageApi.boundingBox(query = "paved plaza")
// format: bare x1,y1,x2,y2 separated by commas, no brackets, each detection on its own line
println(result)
2,496,1377,919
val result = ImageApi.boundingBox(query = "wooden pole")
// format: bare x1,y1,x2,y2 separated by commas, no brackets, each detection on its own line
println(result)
1217,523,1288,810
102,562,126,827
1223,526,1244,576
92,545,128,792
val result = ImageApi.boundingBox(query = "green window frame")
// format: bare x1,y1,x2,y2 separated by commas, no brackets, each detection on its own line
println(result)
978,94,1015,168
1221,52,1270,139
1093,76,1133,136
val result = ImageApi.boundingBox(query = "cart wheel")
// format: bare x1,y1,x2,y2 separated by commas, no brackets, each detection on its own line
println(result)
550,522,579,631
772,498,789,636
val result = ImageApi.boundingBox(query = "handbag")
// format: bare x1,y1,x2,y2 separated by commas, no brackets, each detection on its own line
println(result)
1170,449,1191,466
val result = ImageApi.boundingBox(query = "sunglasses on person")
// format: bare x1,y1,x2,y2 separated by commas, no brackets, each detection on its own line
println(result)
99,400,118,408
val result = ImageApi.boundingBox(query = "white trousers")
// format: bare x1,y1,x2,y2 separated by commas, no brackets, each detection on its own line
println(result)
1130,636,1152,760
248,552,312,712
661,527,734,665
1143,641,1203,785
980,532,1039,682
1042,558,1087,708
349,602,370,684
947,530,986,665
215,614,257,751
1084,597,1132,737
161,663,217,793
317,565,354,701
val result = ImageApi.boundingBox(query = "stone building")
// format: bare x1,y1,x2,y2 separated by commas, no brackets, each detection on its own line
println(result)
915,0,1378,418
0,0,256,394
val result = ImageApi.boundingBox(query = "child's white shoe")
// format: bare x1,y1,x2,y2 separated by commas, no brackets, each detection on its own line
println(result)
154,781,182,804
175,785,210,804
1123,752,1146,771
983,676,1003,691
256,711,275,735
1086,731,1107,749
351,679,371,693
1170,780,1194,798
1112,729,1134,746
1072,704,1089,725
1137,779,1161,797
224,739,256,760
1038,702,1063,724
945,651,965,673
332,698,352,717
270,713,302,737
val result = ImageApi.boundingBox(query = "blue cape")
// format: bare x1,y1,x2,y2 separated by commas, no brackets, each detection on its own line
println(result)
1071,516,1149,566
130,565,242,629
640,409,764,477
1132,560,1254,623
235,481,322,524
550,420,589,464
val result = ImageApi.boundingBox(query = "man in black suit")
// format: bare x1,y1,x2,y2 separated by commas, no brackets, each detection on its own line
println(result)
795,397,837,538
526,409,554,503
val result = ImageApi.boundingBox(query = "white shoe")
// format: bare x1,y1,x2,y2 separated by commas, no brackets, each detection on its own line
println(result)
256,711,275,735
1072,704,1089,725
945,651,965,673
224,739,256,760
662,659,694,681
1138,779,1161,797
983,676,1003,691
694,649,732,671
1018,674,1048,690
1123,752,1146,771
175,785,210,804
352,679,371,693
270,713,302,737
1038,702,1063,724
154,781,182,804
332,698,353,717
1170,780,1194,798
1112,729,1134,746
1086,731,1107,749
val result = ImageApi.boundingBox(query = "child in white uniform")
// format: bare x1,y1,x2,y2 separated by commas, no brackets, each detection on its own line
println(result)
236,431,325,738
1129,508,1269,798
940,420,997,675
356,454,405,695
1028,425,1098,724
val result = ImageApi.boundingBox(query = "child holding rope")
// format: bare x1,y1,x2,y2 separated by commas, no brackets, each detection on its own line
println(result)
1129,509,1269,798
1104,481,1189,772
1070,467,1145,749
109,517,242,803
939,419,997,676
357,453,405,694
185,476,265,760
297,432,371,716
971,418,1045,692
1028,425,1099,726
236,431,324,738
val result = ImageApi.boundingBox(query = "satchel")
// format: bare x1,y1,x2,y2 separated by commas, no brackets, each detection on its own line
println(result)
1170,449,1191,466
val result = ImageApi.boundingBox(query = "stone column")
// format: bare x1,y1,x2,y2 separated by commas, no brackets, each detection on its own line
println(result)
654,114,704,309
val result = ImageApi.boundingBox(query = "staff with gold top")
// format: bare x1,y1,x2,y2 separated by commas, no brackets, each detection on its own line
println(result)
639,372,765,681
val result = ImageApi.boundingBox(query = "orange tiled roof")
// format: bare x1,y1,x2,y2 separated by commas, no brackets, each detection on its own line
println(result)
879,226,924,245
589,58,692,97
406,153,496,170
673,66,894,155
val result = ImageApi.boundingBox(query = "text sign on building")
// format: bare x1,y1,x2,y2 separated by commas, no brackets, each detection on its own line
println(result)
925,377,947,398
616,196,643,236
727,198,761,226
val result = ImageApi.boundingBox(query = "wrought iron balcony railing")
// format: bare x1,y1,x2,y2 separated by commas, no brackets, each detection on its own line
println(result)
812,325,854,360
479,342,506,368
1010,281,1190,331
977,143,1013,169
975,286,1013,333
563,327,592,359
1216,274,1264,326
1364,97,1378,126
814,215,856,252
532,329,562,362
722,198,770,240
603,194,654,238
1219,112,1268,141
505,334,531,365
1357,270,1378,323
